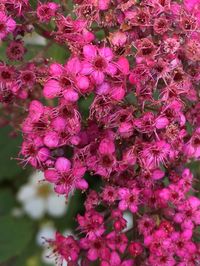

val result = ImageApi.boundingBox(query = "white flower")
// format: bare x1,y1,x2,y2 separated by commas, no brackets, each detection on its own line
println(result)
17,171,67,219
123,211,133,231
23,32,47,45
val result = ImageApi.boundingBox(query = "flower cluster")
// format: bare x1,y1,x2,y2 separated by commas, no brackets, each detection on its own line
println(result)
1,0,200,265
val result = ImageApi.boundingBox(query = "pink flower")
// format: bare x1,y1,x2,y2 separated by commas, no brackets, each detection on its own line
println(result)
174,196,200,228
81,44,117,84
43,57,90,100
118,188,139,213
101,251,134,266
140,140,170,169
37,2,59,22
77,210,105,239
47,232,80,264
80,236,110,262
0,12,16,40
44,157,88,196
184,0,200,12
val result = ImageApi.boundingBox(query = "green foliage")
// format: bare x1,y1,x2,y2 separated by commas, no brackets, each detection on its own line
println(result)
0,189,16,215
0,127,23,180
47,43,70,63
0,216,34,263
78,94,95,120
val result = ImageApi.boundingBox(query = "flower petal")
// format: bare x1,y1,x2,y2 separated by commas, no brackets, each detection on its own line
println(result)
46,194,66,217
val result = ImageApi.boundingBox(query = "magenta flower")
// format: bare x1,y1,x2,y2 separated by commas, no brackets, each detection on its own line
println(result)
44,157,88,196
3,0,200,264
47,232,80,264
174,196,200,229
0,12,16,40
118,188,139,213
81,44,117,84
77,210,105,239
37,2,59,22
80,236,110,262
43,57,89,100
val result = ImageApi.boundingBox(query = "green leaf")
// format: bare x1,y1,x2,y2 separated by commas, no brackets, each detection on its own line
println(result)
0,189,16,215
78,94,94,120
0,127,23,181
0,216,34,263
47,43,69,63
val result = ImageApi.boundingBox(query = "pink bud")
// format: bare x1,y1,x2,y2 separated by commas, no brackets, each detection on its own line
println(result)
117,57,129,75
52,117,66,132
76,76,90,92
76,179,88,190
44,169,58,183
44,131,59,148
43,79,61,99
99,138,115,154
63,89,79,102
152,169,165,180
55,157,71,172
38,147,50,162
49,63,63,75
156,117,169,129
111,86,125,101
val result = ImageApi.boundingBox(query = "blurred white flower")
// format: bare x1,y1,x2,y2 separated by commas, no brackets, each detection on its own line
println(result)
17,171,67,219
23,32,47,45
123,211,133,231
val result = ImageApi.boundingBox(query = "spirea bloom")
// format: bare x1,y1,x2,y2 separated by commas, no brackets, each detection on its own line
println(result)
1,0,200,265
0,11,16,40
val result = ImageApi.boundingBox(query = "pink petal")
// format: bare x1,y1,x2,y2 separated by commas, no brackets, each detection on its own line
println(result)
99,138,115,154
81,62,93,75
111,86,125,101
83,44,97,60
119,200,128,211
44,169,58,183
44,131,60,148
66,57,81,74
6,17,16,32
88,248,98,261
99,0,110,10
110,252,121,265
75,178,88,190
130,204,138,213
152,169,165,180
49,63,63,76
38,147,50,162
76,76,90,91
118,188,129,198
63,89,79,102
55,157,71,172
92,70,105,84
99,47,113,61
29,100,44,121
156,117,169,129
52,117,66,132
117,57,130,75
43,79,61,99
55,184,66,195
96,82,110,95
106,63,117,76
